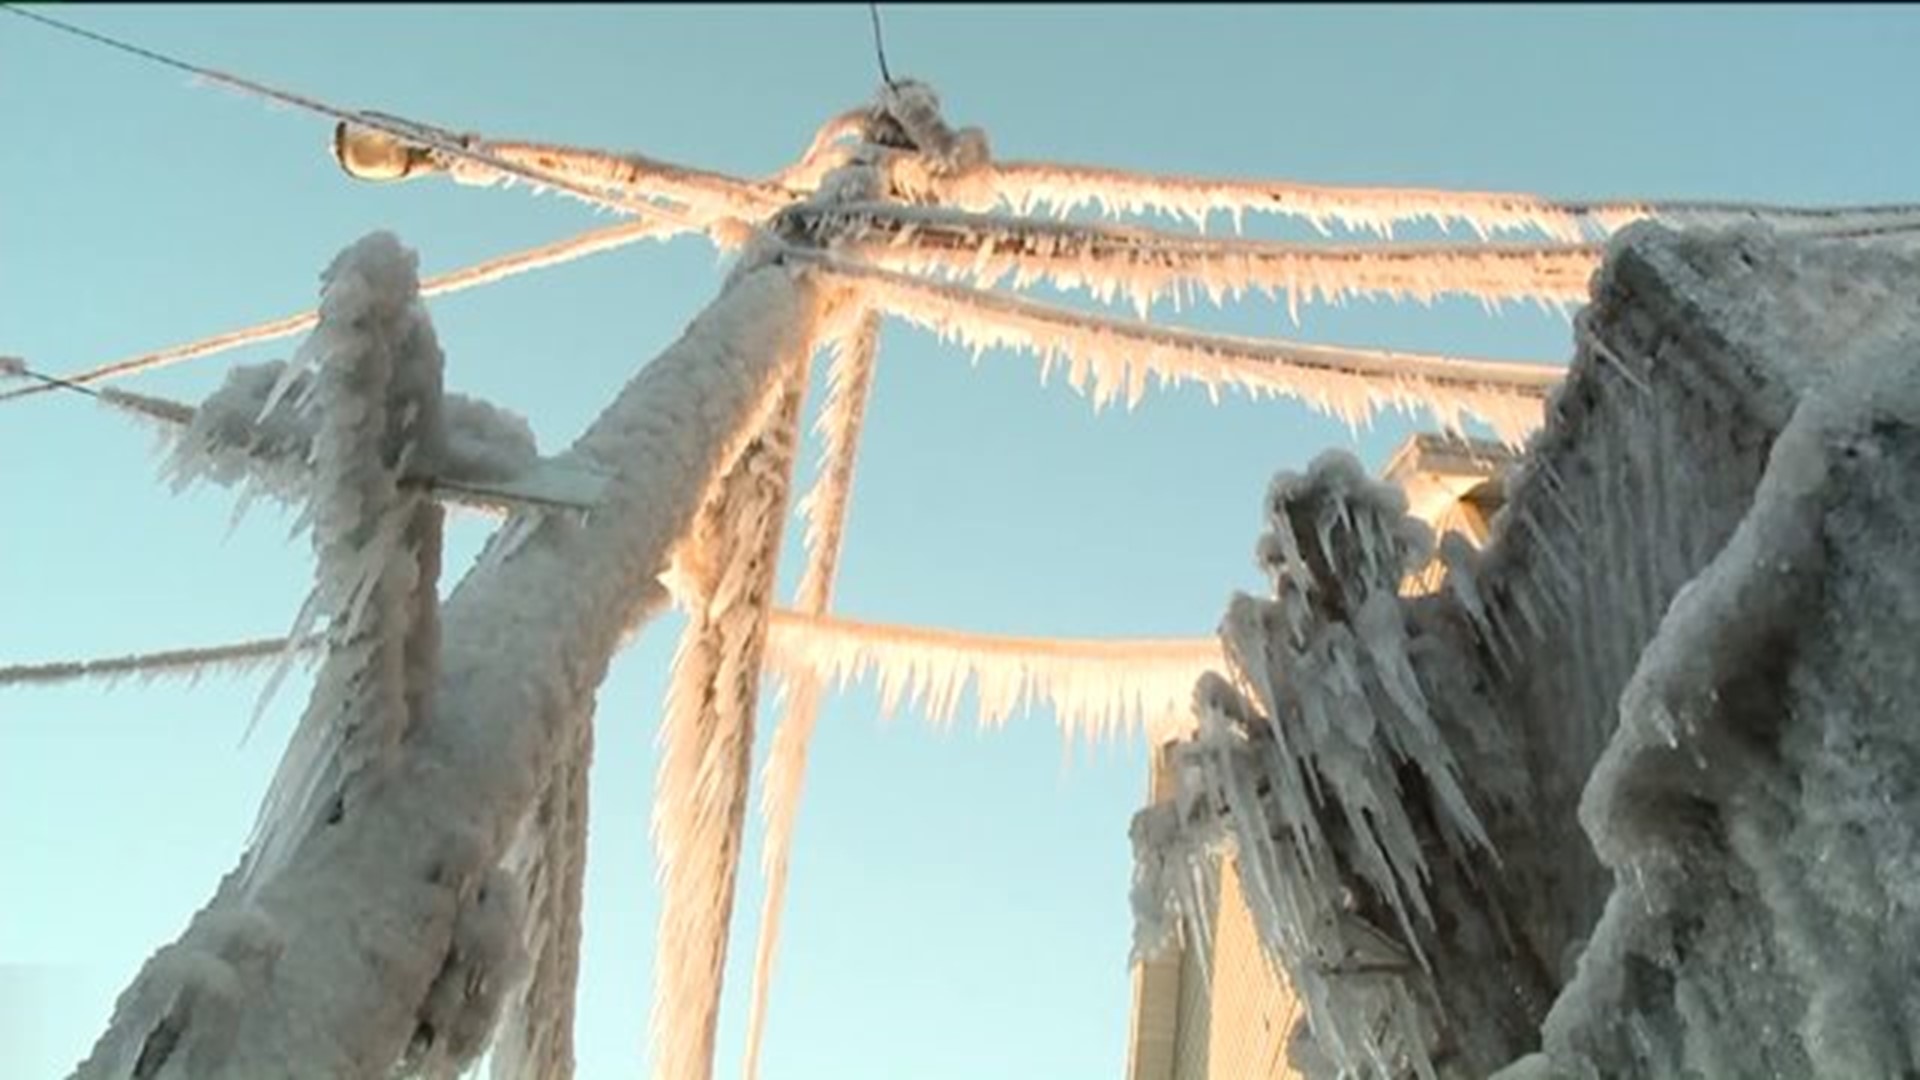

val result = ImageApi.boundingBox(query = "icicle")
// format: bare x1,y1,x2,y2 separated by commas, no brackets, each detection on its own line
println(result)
738,307,882,1080
649,357,808,1080
1132,450,1499,1080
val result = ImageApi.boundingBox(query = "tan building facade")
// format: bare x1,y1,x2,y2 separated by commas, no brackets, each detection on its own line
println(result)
1126,738,1305,1080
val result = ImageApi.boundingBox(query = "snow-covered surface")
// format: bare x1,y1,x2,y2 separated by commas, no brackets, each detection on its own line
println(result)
1514,232,1920,1079
1134,225,1920,1078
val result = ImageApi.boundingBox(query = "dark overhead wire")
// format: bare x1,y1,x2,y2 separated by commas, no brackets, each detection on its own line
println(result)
1,359,105,401
868,3,896,88
1,3,207,83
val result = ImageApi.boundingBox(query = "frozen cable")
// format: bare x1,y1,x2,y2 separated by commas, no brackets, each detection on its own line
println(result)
0,217,671,404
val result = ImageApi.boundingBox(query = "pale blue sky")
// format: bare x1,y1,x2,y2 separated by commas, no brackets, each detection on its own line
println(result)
3,5,1916,1079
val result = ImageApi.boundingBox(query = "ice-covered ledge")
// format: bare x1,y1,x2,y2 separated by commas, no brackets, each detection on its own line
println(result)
1135,223,1920,1078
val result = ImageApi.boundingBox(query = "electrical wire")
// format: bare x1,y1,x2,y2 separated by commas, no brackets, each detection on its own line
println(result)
868,3,895,87
0,4,692,224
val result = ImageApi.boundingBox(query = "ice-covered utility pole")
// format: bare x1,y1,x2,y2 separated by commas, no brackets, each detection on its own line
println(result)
70,226,833,1080
65,82,960,1080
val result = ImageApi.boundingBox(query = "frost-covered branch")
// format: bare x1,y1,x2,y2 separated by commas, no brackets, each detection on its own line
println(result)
789,202,1600,318
0,219,675,402
650,360,810,1080
808,255,1557,443
740,312,880,1080
74,242,829,1080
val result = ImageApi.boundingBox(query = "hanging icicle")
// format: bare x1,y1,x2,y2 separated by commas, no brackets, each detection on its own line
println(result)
740,311,882,1080
650,358,810,1080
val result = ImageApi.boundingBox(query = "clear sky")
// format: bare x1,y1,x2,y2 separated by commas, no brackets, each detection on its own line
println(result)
3,5,1917,1079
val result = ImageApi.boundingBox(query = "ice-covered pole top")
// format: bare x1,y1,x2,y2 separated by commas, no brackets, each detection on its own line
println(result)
864,79,991,184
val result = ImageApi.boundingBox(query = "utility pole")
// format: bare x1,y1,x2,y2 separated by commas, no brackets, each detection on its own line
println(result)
68,84,955,1080
73,246,826,1079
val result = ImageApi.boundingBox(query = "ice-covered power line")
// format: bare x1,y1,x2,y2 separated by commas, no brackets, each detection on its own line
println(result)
5,6,1912,408
945,159,1920,241
805,254,1558,442
0,636,312,688
0,220,678,402
2,613,1221,742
